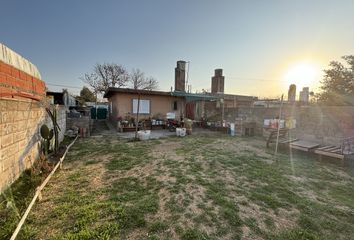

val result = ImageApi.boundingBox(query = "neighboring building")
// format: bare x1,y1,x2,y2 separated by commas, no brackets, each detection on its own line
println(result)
254,99,283,108
288,84,296,103
47,90,77,107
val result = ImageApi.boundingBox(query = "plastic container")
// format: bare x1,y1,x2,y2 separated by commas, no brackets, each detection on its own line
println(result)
176,128,186,137
230,123,235,136
137,130,151,141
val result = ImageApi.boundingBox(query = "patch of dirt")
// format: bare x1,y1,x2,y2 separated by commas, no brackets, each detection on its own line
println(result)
152,139,184,160
239,201,299,237
125,229,149,240
287,175,308,183
268,207,299,231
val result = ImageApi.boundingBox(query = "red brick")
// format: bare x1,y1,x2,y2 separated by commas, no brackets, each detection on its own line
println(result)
12,78,20,88
0,62,11,75
0,62,6,72
11,67,20,79
4,75,11,86
0,73,7,83
26,74,32,82
19,71,27,81
0,86,9,93
6,76,15,87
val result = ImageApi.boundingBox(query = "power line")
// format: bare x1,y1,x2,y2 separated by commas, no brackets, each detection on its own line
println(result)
46,83,83,89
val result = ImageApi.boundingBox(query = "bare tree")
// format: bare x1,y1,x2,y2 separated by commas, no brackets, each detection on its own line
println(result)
129,68,158,90
81,63,128,94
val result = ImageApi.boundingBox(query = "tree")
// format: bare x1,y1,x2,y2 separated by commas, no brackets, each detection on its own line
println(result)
318,55,354,105
81,63,128,94
129,68,158,90
80,86,96,102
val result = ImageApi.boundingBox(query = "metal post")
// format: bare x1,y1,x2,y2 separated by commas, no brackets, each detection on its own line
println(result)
134,92,140,140
221,97,225,126
275,94,284,155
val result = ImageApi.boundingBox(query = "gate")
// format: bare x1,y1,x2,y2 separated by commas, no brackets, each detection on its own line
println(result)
91,108,107,120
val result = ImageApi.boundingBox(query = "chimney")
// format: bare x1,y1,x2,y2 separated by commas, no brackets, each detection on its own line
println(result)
175,60,186,92
211,68,225,94
288,84,296,103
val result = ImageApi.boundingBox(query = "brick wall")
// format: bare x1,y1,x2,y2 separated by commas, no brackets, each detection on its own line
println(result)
0,61,45,101
0,44,66,193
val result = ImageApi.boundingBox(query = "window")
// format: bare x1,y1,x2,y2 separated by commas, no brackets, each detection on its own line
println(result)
132,99,150,114
173,101,178,110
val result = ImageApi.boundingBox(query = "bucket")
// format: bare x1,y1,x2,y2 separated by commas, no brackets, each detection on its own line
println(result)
176,128,186,137
230,123,235,136
137,130,151,141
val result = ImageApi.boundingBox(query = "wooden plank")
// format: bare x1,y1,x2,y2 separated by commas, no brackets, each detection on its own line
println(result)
314,150,344,159
326,147,341,151
322,146,341,152
290,145,312,152
290,140,320,149
316,145,336,151
330,149,342,153
279,138,298,144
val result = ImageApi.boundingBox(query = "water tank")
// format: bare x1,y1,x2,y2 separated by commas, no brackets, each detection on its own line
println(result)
177,61,186,70
215,69,223,76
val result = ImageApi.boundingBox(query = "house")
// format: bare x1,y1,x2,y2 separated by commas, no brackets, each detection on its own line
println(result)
104,61,257,125
104,88,186,122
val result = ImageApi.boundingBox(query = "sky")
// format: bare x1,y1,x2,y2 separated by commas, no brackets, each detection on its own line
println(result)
1,0,354,98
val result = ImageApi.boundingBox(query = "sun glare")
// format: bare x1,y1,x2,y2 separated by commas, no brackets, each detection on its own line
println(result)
284,62,322,89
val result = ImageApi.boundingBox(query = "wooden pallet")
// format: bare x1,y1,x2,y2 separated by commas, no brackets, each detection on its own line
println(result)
313,137,354,160
314,146,344,160
289,140,320,152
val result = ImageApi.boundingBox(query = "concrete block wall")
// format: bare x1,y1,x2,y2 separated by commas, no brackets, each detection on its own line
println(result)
0,101,67,193
0,99,45,192
66,116,92,136
44,105,67,143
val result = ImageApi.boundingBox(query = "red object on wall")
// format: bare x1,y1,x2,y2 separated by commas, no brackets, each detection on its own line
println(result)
0,61,46,101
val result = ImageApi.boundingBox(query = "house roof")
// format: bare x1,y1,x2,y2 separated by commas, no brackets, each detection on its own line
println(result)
104,87,257,102
171,91,218,102
211,93,258,101
104,87,174,98
104,88,219,102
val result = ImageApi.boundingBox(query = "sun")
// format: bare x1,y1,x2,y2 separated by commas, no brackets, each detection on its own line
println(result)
284,61,322,89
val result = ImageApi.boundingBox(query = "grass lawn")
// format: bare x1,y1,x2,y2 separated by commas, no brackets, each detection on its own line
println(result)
2,133,354,239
